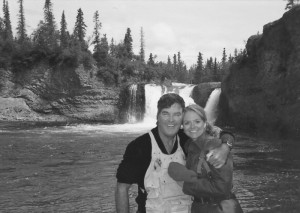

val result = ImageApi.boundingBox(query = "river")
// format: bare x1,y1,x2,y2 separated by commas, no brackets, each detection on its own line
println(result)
0,121,299,213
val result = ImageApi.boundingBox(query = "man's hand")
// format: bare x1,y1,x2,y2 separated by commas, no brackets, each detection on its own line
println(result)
206,143,230,168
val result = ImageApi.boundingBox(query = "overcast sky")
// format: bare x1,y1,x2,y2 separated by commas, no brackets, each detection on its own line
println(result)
9,0,287,67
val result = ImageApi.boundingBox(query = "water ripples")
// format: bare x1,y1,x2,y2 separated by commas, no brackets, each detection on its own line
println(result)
0,126,299,212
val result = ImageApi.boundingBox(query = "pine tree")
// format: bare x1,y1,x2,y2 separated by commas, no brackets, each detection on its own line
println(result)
167,56,171,66
43,0,56,34
177,52,182,71
124,28,133,59
206,57,213,70
32,0,59,50
173,54,177,68
234,48,238,58
16,0,27,42
139,27,145,63
213,57,218,81
221,48,227,71
73,8,87,42
0,17,3,38
98,34,109,66
2,0,5,20
176,51,187,83
228,54,233,63
147,53,154,66
109,38,116,57
0,0,4,38
194,52,203,83
92,10,101,49
60,11,68,48
3,0,12,40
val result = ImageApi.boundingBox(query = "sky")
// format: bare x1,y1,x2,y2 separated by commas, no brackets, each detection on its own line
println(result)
8,0,287,68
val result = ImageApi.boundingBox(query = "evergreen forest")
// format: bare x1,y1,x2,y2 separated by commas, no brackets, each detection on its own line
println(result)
0,0,255,87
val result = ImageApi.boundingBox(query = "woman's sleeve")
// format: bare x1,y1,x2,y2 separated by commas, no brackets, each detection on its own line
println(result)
220,131,235,150
182,155,233,199
206,124,235,149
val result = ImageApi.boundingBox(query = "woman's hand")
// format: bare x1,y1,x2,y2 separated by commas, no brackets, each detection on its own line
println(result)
206,143,230,168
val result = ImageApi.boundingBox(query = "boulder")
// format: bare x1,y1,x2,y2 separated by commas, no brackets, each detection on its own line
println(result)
192,82,221,107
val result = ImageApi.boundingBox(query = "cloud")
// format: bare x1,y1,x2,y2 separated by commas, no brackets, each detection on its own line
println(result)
151,23,177,46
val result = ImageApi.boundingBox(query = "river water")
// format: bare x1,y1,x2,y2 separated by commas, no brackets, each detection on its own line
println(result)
0,121,299,213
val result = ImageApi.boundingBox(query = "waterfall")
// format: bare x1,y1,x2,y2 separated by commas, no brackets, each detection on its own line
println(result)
204,88,221,125
125,83,221,127
143,83,196,124
127,84,138,123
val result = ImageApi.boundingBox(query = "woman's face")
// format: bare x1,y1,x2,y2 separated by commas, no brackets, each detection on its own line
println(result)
183,110,206,140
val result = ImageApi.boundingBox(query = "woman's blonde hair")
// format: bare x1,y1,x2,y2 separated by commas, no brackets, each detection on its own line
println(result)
184,104,207,122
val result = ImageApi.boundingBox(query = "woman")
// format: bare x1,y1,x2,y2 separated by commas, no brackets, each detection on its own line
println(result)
168,104,243,213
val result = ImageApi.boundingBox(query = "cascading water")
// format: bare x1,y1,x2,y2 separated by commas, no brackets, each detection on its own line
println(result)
127,84,138,123
143,83,196,125
204,88,221,125
69,83,222,133
125,83,221,128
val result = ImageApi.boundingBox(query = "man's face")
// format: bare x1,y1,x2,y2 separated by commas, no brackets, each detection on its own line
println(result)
157,103,183,139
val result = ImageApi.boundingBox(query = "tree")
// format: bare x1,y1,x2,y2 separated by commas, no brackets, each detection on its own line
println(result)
167,56,171,66
221,48,227,67
32,0,59,51
73,8,87,43
124,28,133,59
176,51,187,82
139,27,145,63
92,10,101,48
3,0,13,40
94,34,109,67
0,16,4,38
2,0,4,15
213,57,218,81
60,11,69,48
92,10,102,64
177,52,182,71
234,48,238,60
43,0,56,35
194,52,203,83
147,53,154,66
16,0,27,42
173,54,177,69
109,38,116,57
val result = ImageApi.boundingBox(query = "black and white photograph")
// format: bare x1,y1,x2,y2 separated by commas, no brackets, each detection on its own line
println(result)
0,0,299,212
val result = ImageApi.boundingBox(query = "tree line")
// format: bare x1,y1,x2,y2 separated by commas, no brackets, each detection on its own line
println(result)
0,0,248,87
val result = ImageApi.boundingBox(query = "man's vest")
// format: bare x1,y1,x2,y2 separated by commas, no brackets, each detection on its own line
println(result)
144,131,192,213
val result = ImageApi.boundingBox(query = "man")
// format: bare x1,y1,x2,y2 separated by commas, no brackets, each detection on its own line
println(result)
115,93,233,213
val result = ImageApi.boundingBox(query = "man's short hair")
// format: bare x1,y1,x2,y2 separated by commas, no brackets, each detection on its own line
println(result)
157,93,185,116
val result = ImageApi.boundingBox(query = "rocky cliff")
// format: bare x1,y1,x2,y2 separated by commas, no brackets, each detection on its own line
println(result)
0,64,119,123
220,6,300,139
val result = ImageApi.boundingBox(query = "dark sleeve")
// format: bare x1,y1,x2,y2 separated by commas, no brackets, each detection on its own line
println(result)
207,124,235,149
183,155,233,199
116,134,151,185
220,130,235,149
